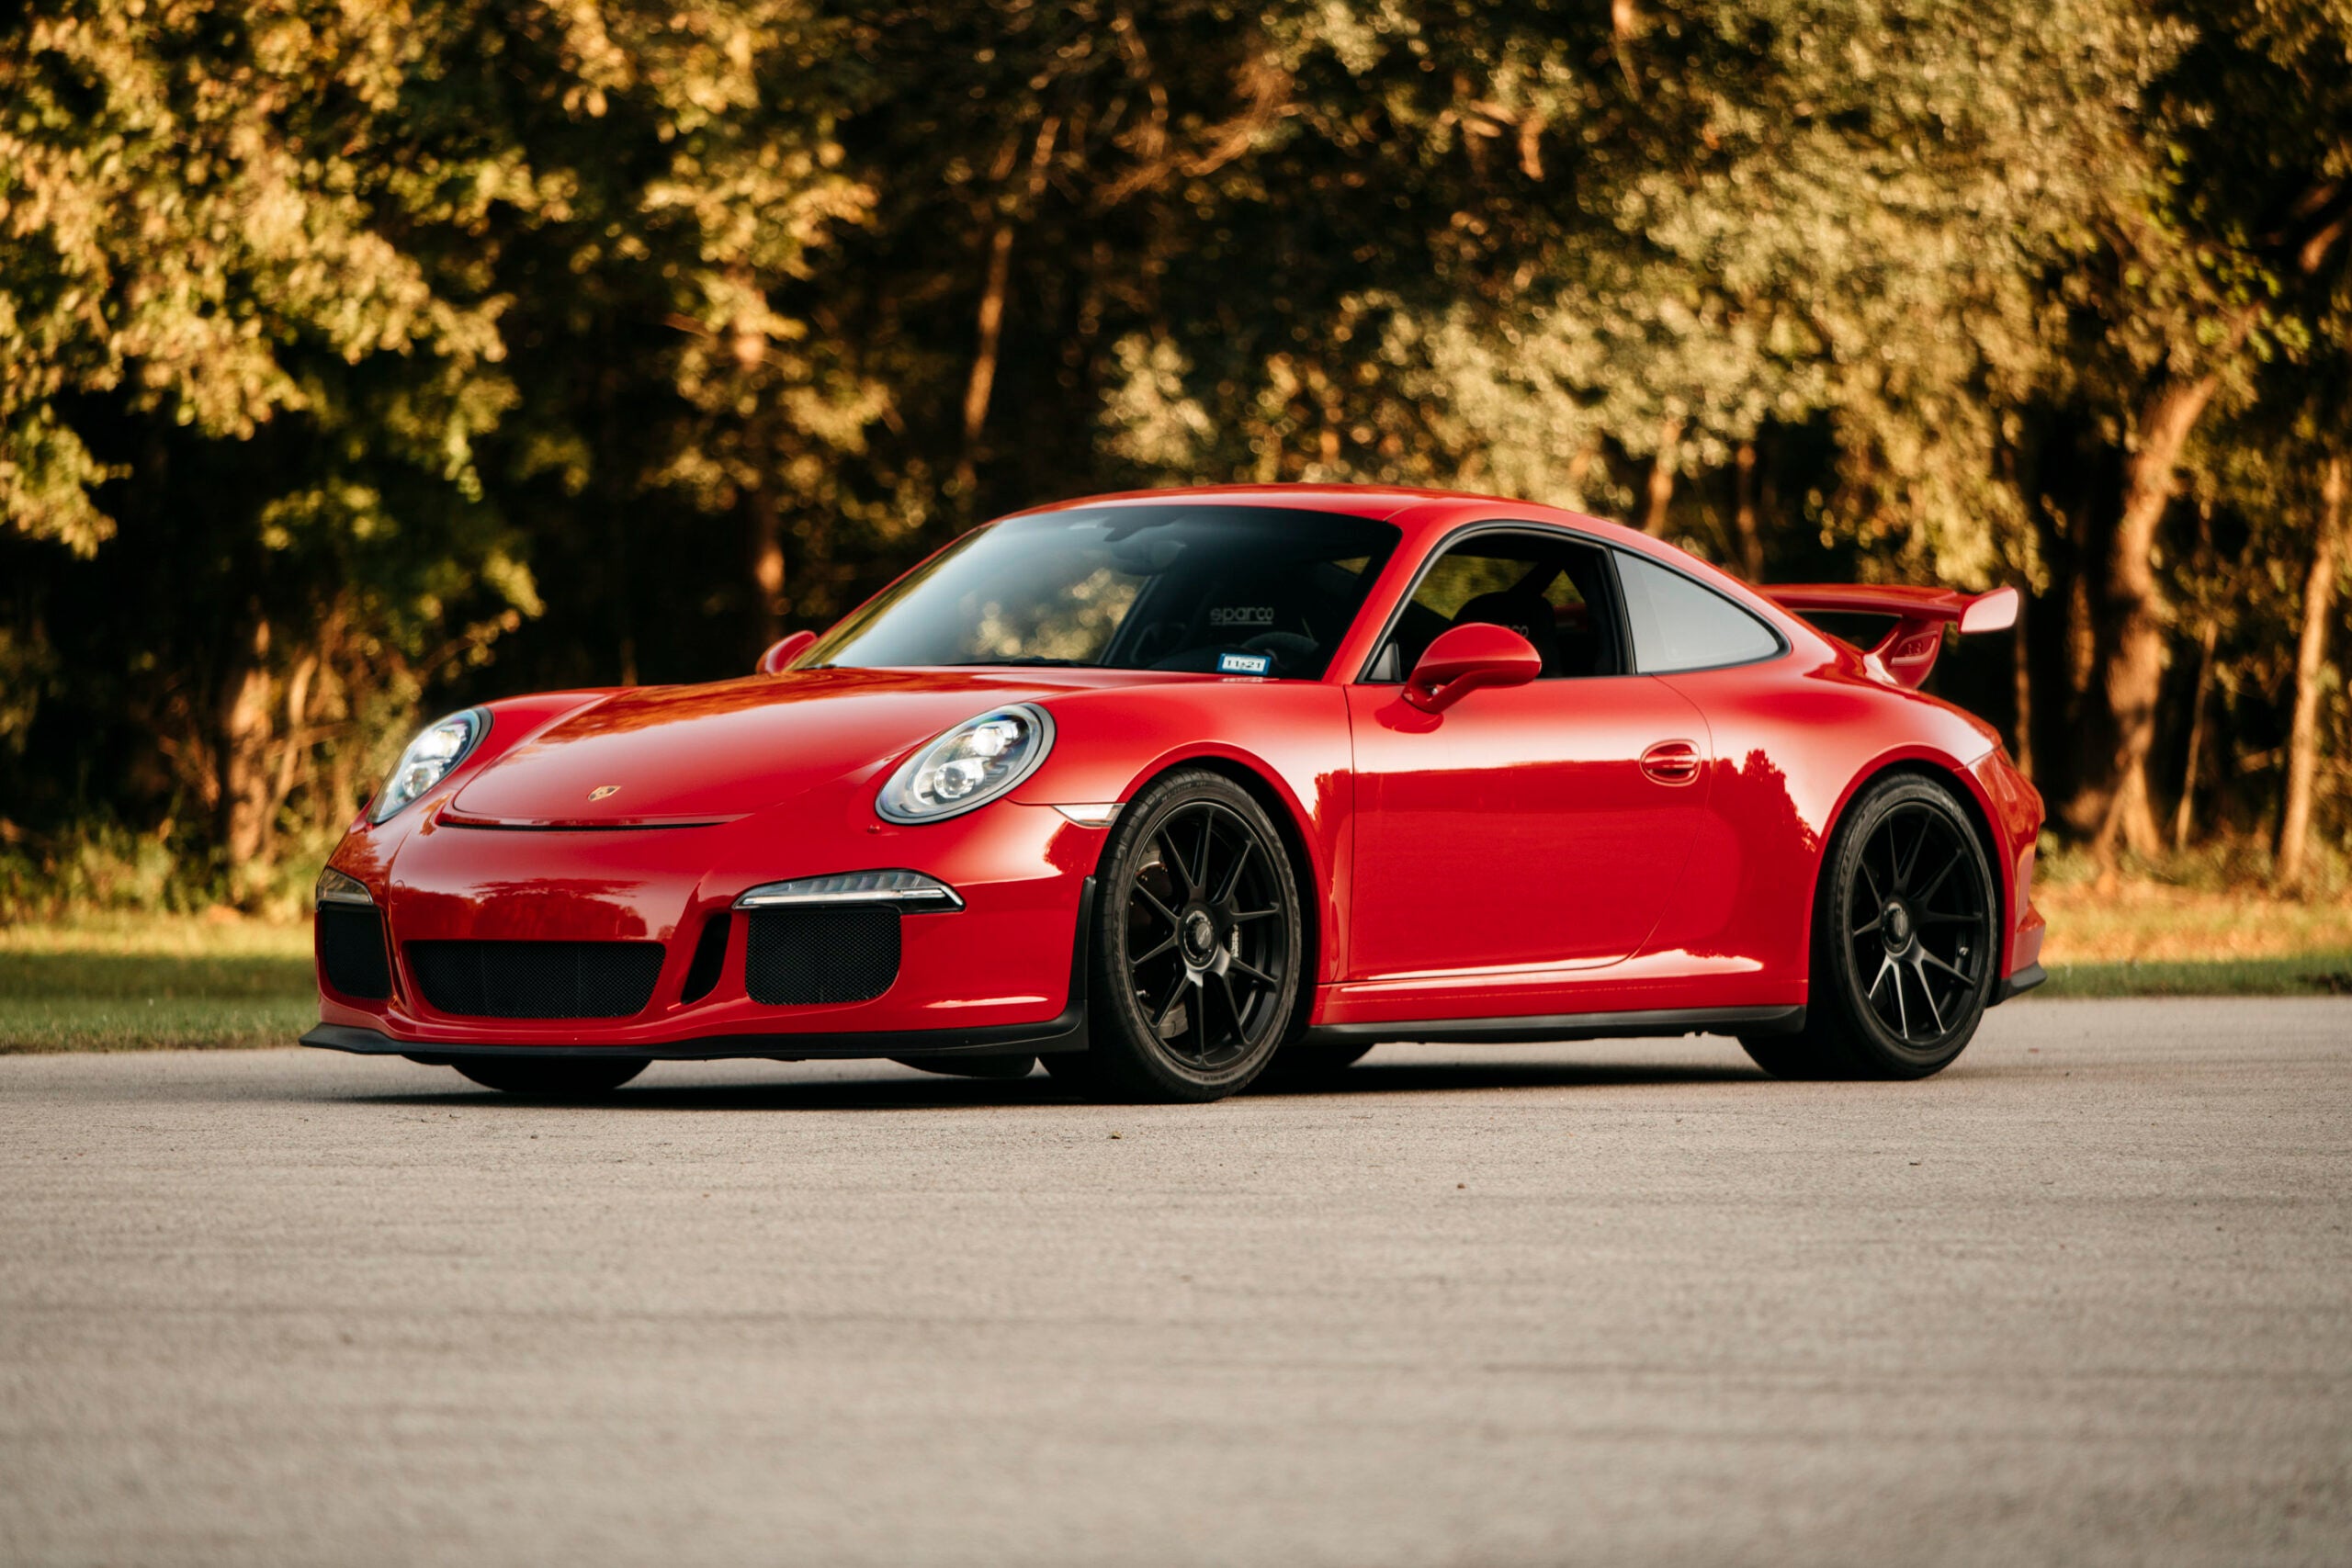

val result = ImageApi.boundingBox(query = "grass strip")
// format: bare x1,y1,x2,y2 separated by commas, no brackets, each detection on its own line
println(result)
2034,953,2352,999
3,946,2346,1053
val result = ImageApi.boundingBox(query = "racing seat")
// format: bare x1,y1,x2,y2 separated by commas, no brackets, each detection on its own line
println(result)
1451,590,1565,677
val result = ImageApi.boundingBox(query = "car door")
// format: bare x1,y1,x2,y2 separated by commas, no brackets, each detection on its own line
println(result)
1345,528,1713,981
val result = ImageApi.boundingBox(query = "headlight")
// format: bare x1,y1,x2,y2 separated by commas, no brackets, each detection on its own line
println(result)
369,707,489,824
876,705,1054,823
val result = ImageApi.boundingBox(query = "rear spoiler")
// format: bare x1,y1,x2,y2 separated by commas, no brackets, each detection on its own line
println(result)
1760,583,2019,690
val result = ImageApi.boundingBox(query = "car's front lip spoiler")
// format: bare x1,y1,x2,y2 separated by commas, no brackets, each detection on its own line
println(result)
300,1016,1083,1063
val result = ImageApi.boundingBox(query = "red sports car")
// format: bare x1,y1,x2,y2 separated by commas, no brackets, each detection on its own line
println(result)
304,486,2044,1101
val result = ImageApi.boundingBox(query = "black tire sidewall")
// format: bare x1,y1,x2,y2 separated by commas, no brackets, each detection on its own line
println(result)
1089,771,1305,1101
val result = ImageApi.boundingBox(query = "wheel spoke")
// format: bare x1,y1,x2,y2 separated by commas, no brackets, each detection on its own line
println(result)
1216,973,1249,1046
1859,857,1884,910
1149,972,1190,1033
1131,933,1177,965
1229,907,1281,923
1227,955,1278,988
1918,908,1980,926
1889,958,1911,1037
1212,836,1254,907
1895,813,1929,891
1187,813,1215,897
1133,884,1181,929
1158,829,1199,900
1912,846,1964,911
1918,948,1973,986
1910,954,1946,1034
1851,914,1883,938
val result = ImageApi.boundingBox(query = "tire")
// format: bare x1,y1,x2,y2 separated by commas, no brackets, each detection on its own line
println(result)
1741,773,1998,1081
1255,1042,1374,1089
452,1055,649,1096
1080,770,1306,1102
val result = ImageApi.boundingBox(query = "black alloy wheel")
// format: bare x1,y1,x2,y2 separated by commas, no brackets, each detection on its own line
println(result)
1081,770,1306,1102
453,1055,650,1097
1742,773,1997,1081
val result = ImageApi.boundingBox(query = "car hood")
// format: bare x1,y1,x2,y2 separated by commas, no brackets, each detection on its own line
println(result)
448,668,1131,824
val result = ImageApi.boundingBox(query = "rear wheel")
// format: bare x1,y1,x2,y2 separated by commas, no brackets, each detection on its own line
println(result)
452,1056,649,1097
1080,770,1306,1102
1742,773,1997,1081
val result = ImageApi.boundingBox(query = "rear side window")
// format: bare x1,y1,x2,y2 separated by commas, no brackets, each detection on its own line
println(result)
1613,551,1781,672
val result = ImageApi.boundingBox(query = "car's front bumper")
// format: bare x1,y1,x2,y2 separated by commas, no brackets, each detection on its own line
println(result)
311,799,1102,1057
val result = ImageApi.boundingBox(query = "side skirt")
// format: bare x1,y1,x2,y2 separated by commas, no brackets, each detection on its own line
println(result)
1992,962,2046,1006
1302,1003,1805,1047
300,878,1095,1065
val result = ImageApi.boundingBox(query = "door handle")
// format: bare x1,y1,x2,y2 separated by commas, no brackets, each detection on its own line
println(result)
1639,739,1702,785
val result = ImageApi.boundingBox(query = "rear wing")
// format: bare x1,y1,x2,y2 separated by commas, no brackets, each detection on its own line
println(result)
1760,583,2019,690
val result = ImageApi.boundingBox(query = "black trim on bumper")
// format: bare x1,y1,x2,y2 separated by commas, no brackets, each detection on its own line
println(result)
303,878,1095,1064
1993,961,2046,1005
1301,1003,1804,1047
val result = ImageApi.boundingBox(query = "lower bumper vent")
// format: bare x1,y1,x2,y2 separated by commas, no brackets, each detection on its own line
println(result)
744,908,900,1006
317,906,392,1000
407,940,663,1019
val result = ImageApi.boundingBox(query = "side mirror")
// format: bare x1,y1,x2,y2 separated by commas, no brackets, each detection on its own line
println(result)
756,629,818,675
1403,623,1542,712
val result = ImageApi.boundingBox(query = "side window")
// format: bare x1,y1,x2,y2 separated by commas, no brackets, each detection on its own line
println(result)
1367,532,1624,681
1613,550,1781,672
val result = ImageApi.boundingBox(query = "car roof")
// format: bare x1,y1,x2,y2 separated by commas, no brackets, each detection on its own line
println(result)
999,483,1658,556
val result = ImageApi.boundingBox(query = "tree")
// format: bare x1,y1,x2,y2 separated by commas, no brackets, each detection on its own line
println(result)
0,1,878,897
2022,0,2352,861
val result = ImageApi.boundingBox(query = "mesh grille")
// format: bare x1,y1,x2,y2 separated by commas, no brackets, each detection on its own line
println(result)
406,941,663,1019
743,907,900,1006
317,906,392,1000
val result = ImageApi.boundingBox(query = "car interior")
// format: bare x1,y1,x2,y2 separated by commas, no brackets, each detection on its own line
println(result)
1363,533,1629,682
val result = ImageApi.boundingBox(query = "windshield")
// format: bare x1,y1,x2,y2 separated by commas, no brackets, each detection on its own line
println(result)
801,505,1402,679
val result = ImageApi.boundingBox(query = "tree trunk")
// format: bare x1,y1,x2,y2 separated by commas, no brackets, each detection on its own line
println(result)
259,652,317,866
1642,416,1680,536
1729,439,1763,580
2075,372,2221,864
2173,615,2219,852
956,116,1059,497
217,613,276,892
2277,455,2346,892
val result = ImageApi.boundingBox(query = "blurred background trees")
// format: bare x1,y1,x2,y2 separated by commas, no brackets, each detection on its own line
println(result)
3,0,2347,909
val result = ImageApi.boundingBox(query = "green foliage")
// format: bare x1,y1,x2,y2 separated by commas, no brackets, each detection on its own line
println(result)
0,0,2346,906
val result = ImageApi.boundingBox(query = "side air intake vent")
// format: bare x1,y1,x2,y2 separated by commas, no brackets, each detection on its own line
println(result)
317,906,392,1000
680,911,731,1004
743,908,900,1006
406,941,663,1019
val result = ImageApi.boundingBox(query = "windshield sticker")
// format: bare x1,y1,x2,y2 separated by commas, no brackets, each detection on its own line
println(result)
1209,605,1275,627
1218,652,1272,676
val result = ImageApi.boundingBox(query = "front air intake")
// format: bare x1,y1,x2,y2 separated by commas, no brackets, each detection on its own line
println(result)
317,906,392,1000
743,908,900,1006
405,941,664,1019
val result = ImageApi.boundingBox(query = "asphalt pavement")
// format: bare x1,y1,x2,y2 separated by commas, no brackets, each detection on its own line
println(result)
3,998,2348,1566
